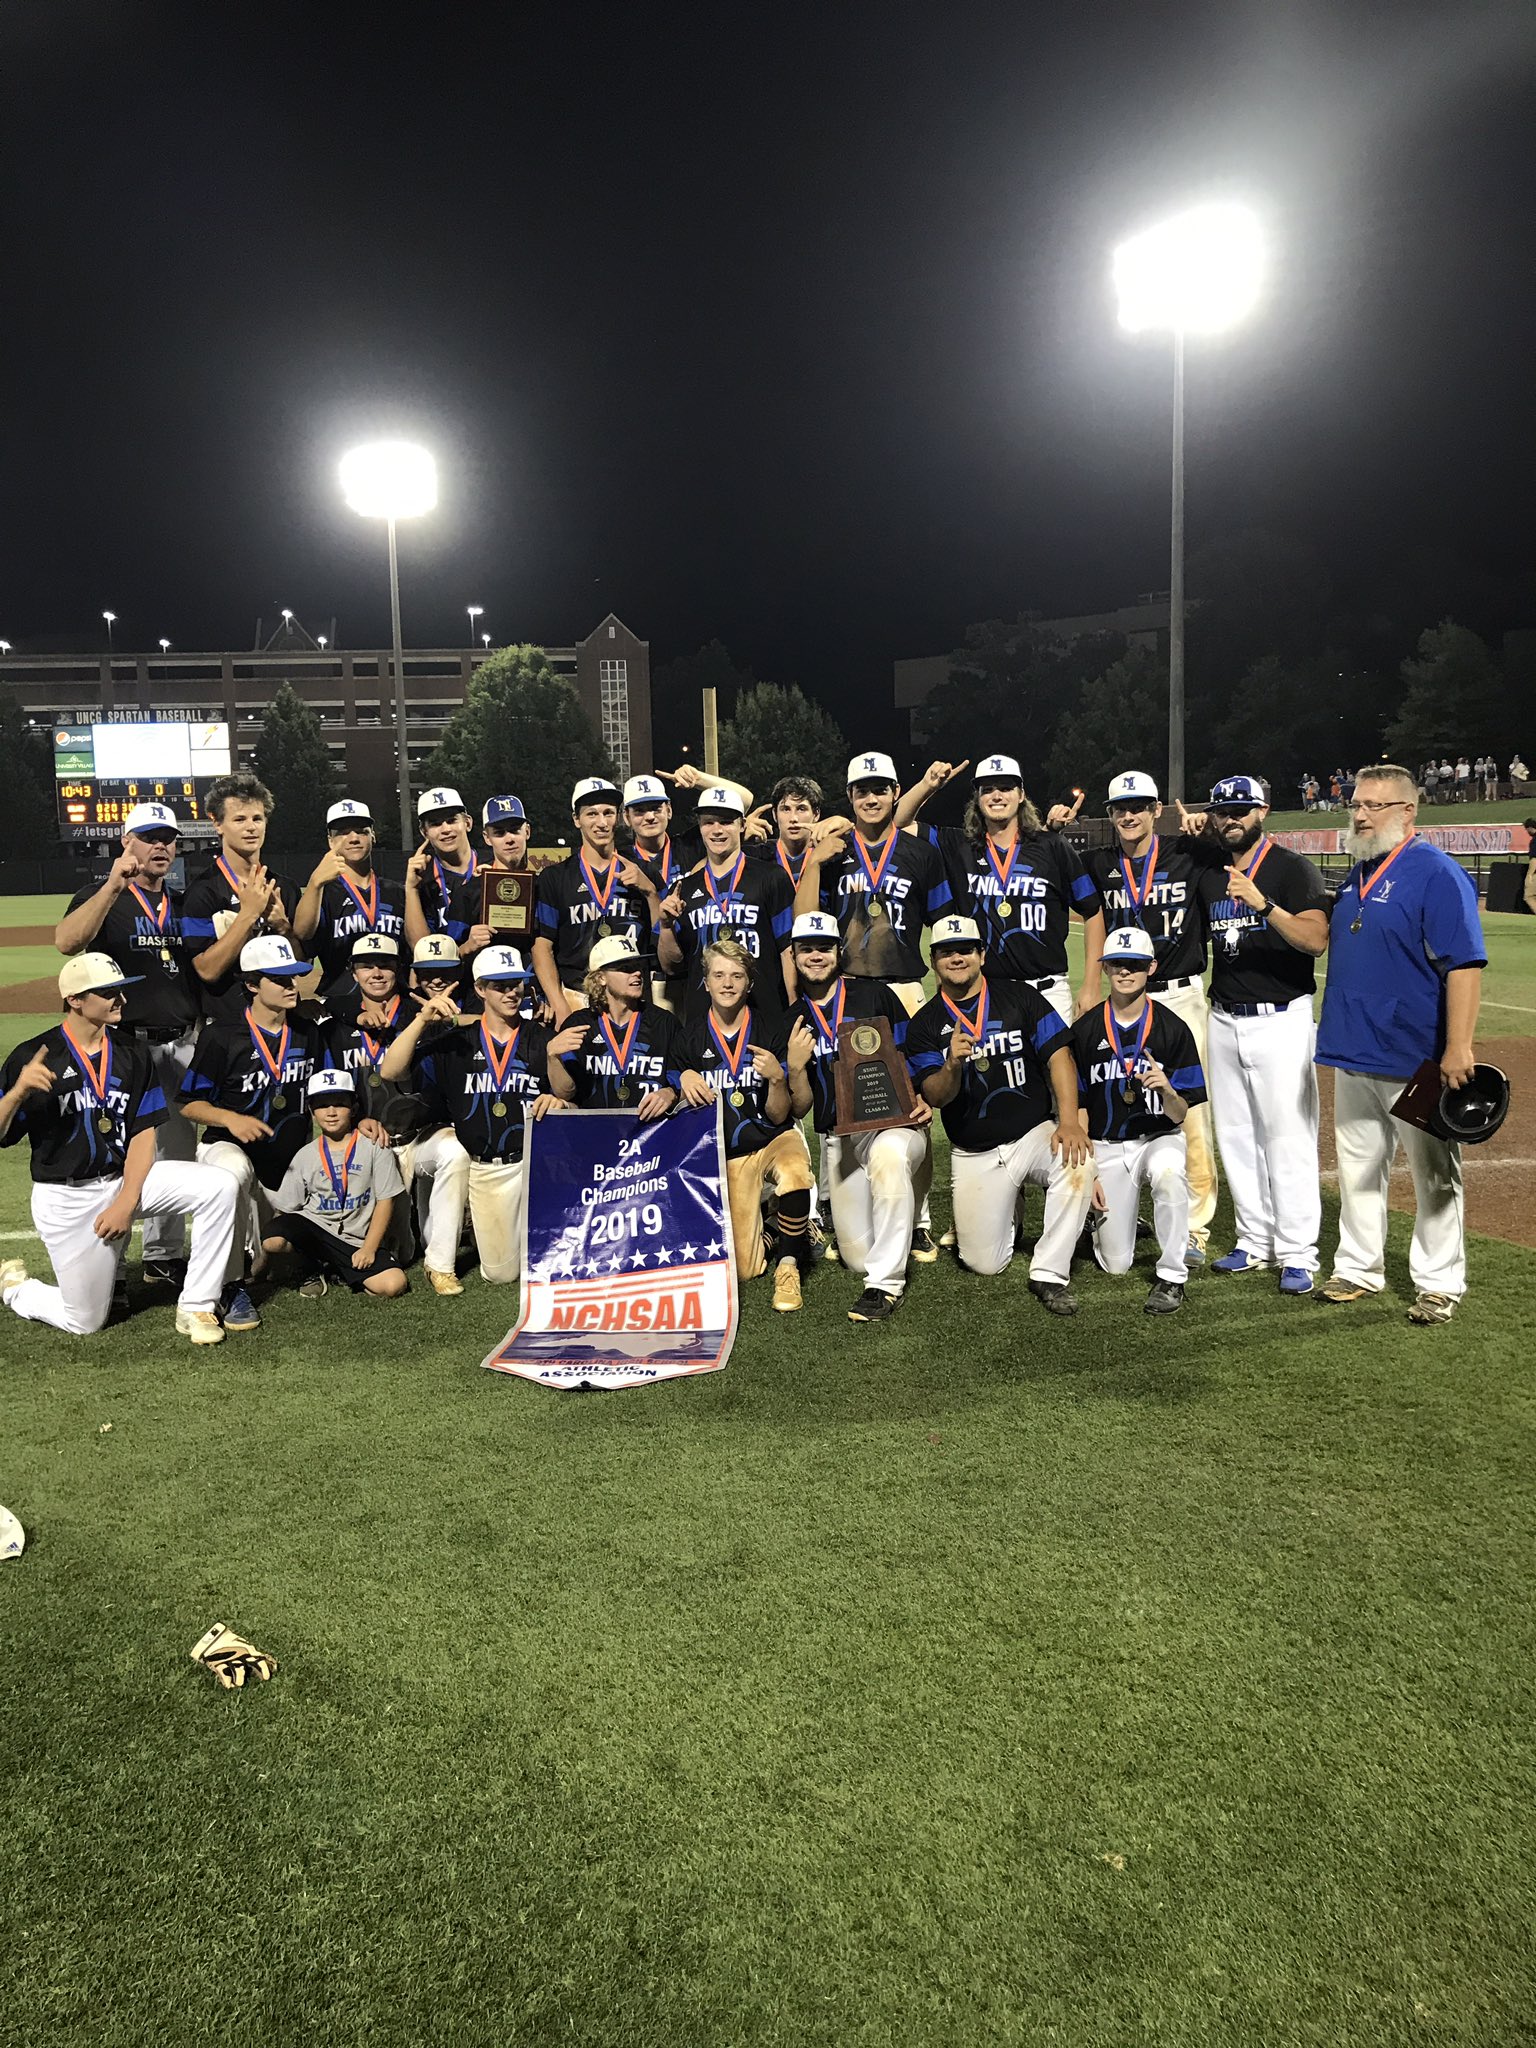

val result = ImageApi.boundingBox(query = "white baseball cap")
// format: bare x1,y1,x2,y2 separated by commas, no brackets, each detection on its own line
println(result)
123,801,178,836
239,935,309,978
58,951,143,998
846,751,898,787
929,914,984,951
1103,925,1157,964
306,1067,356,1101
623,775,668,808
473,944,532,983
412,934,461,968
0,1503,23,1563
350,932,400,960
589,930,645,971
1107,771,1160,803
571,776,621,811
791,911,841,944
695,785,744,816
417,786,466,817
327,799,373,828
974,755,1022,783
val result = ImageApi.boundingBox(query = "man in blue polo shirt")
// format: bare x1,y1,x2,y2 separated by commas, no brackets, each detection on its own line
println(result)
1315,763,1486,1324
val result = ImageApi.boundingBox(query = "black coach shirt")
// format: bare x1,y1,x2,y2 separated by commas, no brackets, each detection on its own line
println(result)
535,854,659,983
1069,1001,1207,1144
1082,833,1223,989
666,856,795,1019
925,826,1101,983
63,881,200,1035
816,829,952,983
791,977,910,1135
180,1014,322,1182
1,1026,165,1184
906,980,1070,1150
182,858,301,1025
555,1004,694,1109
309,874,408,993
684,1008,792,1157
1206,841,1328,1006
413,1018,552,1164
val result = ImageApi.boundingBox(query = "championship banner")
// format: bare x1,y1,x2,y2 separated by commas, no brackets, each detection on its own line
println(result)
1273,824,1531,855
481,1105,738,1392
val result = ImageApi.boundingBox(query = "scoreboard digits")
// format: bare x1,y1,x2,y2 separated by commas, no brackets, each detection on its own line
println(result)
58,778,210,834
54,721,232,841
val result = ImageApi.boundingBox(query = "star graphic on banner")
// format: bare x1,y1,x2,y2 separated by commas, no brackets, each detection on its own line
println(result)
629,1250,649,1268
607,1256,624,1273
677,1242,697,1262
653,1246,673,1264
584,1260,600,1278
704,1238,724,1258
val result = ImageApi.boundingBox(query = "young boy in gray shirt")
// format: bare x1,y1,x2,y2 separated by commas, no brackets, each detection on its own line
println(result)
266,1068,408,1299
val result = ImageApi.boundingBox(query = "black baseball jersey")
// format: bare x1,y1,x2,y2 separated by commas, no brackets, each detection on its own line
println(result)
179,1014,323,1182
308,872,408,993
63,880,200,1035
1069,1001,1207,1143
683,1008,792,1157
665,856,795,1019
182,855,300,1025
631,829,703,892
1082,832,1223,989
414,853,482,946
925,826,1102,982
816,829,952,982
1,1025,165,1184
554,1004,694,1109
906,980,1071,1150
322,994,412,1116
1206,840,1328,1005
791,977,910,1135
745,836,817,897
412,1018,552,1164
534,852,658,981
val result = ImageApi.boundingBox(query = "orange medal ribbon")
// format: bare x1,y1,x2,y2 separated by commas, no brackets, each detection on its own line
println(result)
244,1009,290,1093
598,1008,641,1082
1103,998,1154,1092
707,1009,752,1083
338,868,379,927
62,1023,115,1126
804,979,846,1054
940,984,989,1050
1348,830,1417,933
479,1020,521,1094
579,850,620,918
358,995,400,1070
319,1133,358,1206
127,883,169,935
776,841,809,889
851,828,897,911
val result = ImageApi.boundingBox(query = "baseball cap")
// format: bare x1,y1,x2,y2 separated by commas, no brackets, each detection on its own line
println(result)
412,934,461,969
929,914,983,951
123,801,178,836
482,795,527,828
1209,775,1268,808
239,935,309,979
623,774,668,808
1107,771,1160,804
326,799,372,829
1103,926,1157,965
306,1068,355,1102
58,952,143,998
695,785,745,816
571,776,621,811
417,786,465,818
350,932,400,960
974,755,1022,783
846,751,898,787
1392,1061,1510,1146
473,944,532,983
0,1503,23,1564
791,911,841,944
589,930,645,972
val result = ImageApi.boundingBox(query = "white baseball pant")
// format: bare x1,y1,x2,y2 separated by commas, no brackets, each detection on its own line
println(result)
1330,1069,1466,1299
1092,1132,1190,1285
138,1030,200,1261
949,1121,1094,1283
468,1157,525,1284
889,979,935,1234
826,1125,930,1297
1037,975,1074,1026
6,1161,238,1336
397,1126,471,1272
198,1140,281,1284
1207,998,1321,1270
1151,978,1217,1245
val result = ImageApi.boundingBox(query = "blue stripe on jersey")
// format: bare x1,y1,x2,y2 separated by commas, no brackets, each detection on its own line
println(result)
1070,872,1096,903
908,1049,944,1073
535,901,559,936
1170,1063,1204,1092
1031,1017,1065,1055
928,877,953,916
182,1069,215,1099
182,914,217,939
139,1084,167,1117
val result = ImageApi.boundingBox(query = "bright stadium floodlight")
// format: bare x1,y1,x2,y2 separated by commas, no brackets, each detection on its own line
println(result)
159,638,171,653
0,641,11,654
317,634,328,649
341,440,439,847
481,632,491,648
1111,202,1264,799
467,604,483,646
102,609,117,656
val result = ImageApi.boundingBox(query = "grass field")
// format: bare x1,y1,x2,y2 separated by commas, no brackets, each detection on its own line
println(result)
2,907,1535,2046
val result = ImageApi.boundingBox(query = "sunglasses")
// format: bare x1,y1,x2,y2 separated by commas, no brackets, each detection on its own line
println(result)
1108,801,1154,816
1210,804,1258,818
137,830,179,846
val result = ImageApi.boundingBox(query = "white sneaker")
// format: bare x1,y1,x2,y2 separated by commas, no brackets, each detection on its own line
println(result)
175,1308,227,1346
0,1258,26,1305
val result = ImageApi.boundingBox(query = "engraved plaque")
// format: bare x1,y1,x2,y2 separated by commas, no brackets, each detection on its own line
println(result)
833,1015,919,1136
481,869,534,935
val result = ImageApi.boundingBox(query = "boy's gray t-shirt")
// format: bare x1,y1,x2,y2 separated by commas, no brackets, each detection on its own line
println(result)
273,1135,406,1246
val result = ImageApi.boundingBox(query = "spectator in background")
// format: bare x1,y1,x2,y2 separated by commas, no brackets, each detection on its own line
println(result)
1455,755,1472,801
1439,758,1454,795
1511,753,1529,790
1482,755,1499,799
1342,768,1356,804
1422,761,1438,801
1329,770,1344,806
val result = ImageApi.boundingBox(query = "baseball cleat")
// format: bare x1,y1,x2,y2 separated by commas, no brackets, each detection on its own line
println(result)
425,1266,464,1296
847,1287,897,1323
298,1274,329,1300
0,1258,28,1304
821,1235,842,1264
1185,1238,1207,1267
771,1259,803,1313
1211,1248,1271,1275
220,1284,262,1332
1320,1276,1372,1304
909,1228,939,1264
1279,1267,1315,1295
1407,1292,1457,1325
1028,1280,1079,1318
142,1259,186,1288
175,1309,226,1346
1144,1279,1185,1315
938,1226,957,1249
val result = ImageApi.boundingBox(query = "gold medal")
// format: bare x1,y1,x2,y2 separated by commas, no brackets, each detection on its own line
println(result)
996,901,1011,920
973,1057,989,1074
491,1100,508,1118
729,1089,745,1107
598,920,612,938
1121,1082,1138,1104
272,1093,286,1112
616,1084,631,1104
160,946,174,965
867,898,883,919
96,1113,115,1135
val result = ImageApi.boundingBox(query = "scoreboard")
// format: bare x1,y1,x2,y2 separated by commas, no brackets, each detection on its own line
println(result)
55,722,233,842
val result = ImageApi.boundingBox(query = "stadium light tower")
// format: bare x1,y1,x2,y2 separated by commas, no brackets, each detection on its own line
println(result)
102,610,117,655
481,632,491,649
340,440,438,848
0,641,11,655
1111,201,1263,800
159,638,171,654
466,604,483,646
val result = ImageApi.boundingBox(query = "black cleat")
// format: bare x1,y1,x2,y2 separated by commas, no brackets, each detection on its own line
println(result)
909,1228,939,1264
1028,1280,1079,1317
1144,1279,1185,1315
848,1287,898,1323
141,1258,186,1288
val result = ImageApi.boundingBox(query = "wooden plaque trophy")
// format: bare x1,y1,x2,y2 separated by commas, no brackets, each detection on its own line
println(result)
833,1016,920,1136
480,870,535,937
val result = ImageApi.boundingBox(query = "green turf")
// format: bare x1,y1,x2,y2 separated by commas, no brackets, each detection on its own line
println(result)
0,892,68,928
1264,798,1533,833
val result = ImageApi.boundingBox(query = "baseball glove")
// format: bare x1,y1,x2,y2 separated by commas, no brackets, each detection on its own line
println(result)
189,1621,277,1689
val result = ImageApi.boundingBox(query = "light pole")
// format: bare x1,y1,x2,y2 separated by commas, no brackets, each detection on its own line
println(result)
467,604,483,646
1112,202,1263,799
340,440,438,849
481,632,491,649
102,610,117,656
159,638,171,656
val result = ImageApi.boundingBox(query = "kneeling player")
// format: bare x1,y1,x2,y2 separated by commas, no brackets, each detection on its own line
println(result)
686,937,814,1311
1069,925,1207,1314
787,910,931,1323
906,915,1092,1315
547,931,712,1116
266,1069,408,1298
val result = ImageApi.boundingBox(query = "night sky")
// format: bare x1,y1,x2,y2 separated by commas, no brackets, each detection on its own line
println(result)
5,0,1535,737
